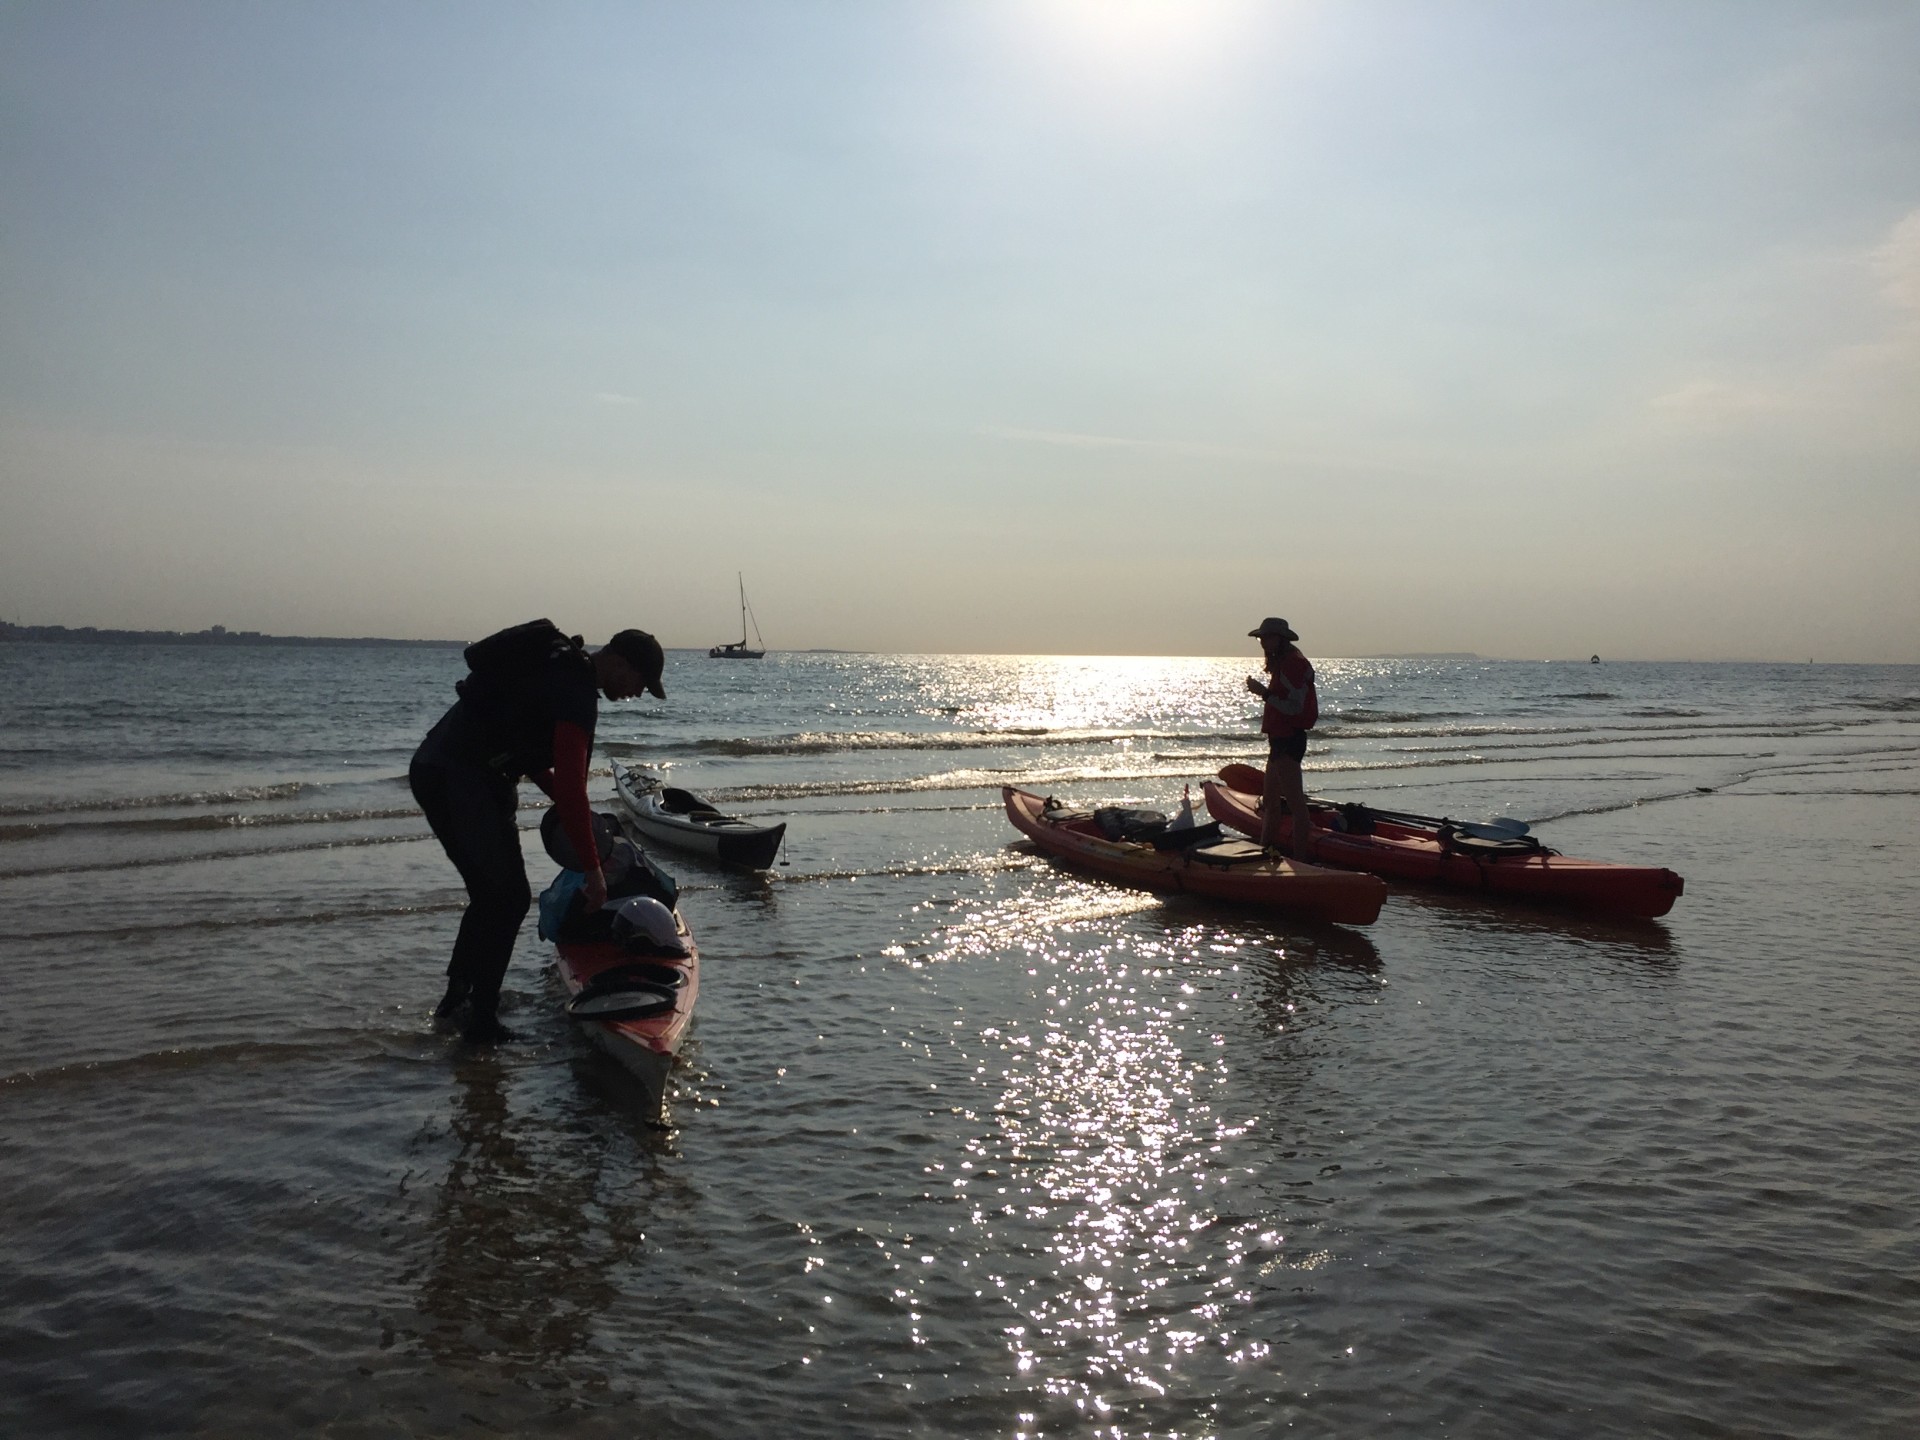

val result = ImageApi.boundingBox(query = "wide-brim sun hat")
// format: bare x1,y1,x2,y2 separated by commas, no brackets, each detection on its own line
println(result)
1248,617,1299,642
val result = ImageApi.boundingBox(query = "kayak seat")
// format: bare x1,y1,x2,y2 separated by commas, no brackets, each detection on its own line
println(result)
1191,840,1271,867
578,961,686,997
1329,803,1376,835
1440,828,1553,858
1095,807,1170,842
1041,802,1096,826
568,984,676,1022
1150,821,1226,851
660,788,712,814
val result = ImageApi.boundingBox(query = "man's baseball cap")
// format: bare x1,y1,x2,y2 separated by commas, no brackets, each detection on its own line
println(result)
603,629,666,697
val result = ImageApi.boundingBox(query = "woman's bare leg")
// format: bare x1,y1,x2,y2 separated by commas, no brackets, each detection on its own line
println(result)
1262,755,1311,856
1281,758,1311,856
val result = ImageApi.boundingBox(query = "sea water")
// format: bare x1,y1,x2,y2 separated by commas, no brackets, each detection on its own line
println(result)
2,646,1917,1437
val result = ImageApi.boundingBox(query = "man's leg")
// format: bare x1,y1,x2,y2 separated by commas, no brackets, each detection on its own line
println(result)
410,760,530,1036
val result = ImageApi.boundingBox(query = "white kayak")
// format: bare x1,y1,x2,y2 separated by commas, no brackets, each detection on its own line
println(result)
613,763,787,869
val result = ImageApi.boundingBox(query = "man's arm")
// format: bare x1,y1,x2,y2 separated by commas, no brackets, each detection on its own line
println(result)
533,721,605,906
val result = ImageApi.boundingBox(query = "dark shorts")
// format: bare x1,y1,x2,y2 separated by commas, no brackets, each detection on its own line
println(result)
1267,730,1308,762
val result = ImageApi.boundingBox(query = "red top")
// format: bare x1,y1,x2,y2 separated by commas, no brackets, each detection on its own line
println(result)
1261,648,1318,737
531,720,599,871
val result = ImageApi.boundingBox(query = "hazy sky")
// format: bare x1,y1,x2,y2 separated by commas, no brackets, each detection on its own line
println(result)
3,1,1916,659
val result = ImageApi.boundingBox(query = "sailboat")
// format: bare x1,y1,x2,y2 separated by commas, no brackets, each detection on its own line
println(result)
708,574,767,659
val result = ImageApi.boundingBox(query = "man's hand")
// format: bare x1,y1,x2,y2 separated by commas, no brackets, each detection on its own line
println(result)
584,866,608,912
1246,675,1267,698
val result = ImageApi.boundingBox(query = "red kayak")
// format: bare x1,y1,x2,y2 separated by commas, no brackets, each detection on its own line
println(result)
1202,765,1683,918
553,908,700,1122
1004,785,1386,926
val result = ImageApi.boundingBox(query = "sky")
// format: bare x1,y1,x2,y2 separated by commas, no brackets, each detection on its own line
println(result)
2,0,1916,660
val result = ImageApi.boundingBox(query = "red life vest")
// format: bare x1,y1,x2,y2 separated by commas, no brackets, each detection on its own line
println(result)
1260,648,1318,736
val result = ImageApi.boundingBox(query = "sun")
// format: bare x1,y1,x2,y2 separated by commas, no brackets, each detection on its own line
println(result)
1021,0,1262,87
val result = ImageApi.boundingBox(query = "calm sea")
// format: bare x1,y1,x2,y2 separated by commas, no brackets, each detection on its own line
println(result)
2,645,1917,1438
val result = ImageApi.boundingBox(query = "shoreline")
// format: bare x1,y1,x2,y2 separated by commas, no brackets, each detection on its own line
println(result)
1,625,461,648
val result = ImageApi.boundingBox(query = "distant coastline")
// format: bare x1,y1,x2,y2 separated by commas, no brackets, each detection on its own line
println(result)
0,622,459,648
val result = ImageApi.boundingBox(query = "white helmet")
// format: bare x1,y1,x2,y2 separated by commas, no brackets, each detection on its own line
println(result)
608,895,686,954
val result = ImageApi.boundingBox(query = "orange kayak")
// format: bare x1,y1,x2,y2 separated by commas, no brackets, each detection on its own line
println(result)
1003,785,1386,926
1202,766,1683,918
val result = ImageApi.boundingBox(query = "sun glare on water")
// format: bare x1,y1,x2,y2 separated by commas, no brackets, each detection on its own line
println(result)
960,656,1242,734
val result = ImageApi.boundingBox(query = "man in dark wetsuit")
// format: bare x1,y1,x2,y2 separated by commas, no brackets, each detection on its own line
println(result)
410,622,665,1043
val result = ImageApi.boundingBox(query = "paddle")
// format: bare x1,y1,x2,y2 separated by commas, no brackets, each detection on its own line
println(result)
1354,807,1531,840
1212,764,1531,838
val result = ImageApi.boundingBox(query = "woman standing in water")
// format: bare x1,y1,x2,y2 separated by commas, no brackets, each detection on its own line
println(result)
1245,617,1317,857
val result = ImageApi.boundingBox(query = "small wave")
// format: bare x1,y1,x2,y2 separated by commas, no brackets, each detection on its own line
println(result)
0,780,316,818
710,762,1240,806
1846,695,1920,713
1528,784,1725,824
614,720,1686,759
1315,722,1591,740
776,853,1040,886
1377,732,1794,757
1549,692,1617,701
1735,787,1920,797
0,805,423,843
0,829,436,879
1339,718,1848,744
608,728,1252,760
697,750,1561,806
0,1031,450,1093
0,774,418,819
0,899,467,945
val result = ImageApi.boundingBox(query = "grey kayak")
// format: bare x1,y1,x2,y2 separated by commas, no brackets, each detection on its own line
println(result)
613,762,787,869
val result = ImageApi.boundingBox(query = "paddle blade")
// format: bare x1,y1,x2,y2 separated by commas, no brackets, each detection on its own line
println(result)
1461,817,1531,839
1218,763,1266,794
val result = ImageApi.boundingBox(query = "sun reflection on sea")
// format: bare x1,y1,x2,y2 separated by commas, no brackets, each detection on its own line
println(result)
957,656,1246,736
934,889,1295,1423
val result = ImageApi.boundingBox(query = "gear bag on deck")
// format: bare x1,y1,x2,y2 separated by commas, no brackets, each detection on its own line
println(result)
537,839,682,945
